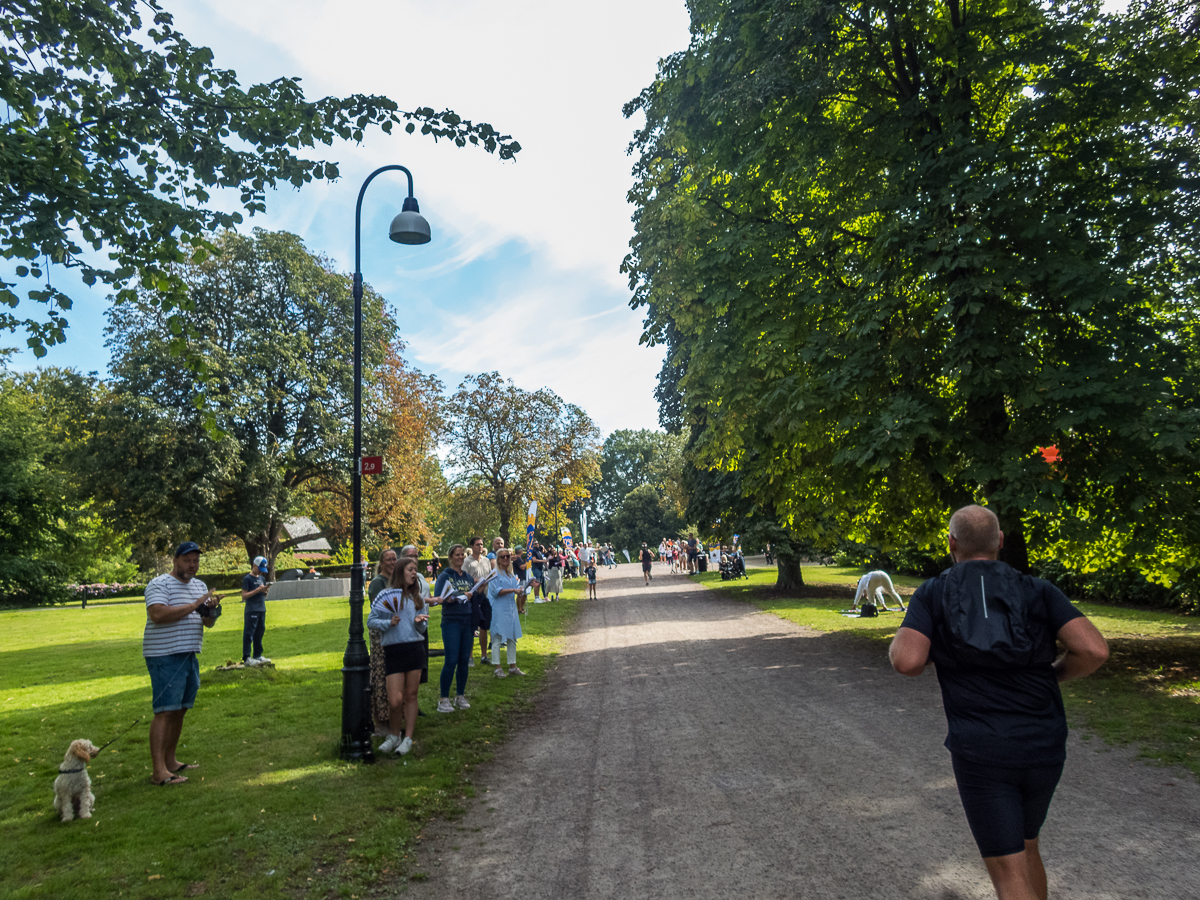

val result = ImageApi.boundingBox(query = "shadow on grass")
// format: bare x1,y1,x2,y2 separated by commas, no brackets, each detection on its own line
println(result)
0,593,581,900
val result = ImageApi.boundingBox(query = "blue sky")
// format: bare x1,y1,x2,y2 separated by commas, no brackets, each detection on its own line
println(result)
6,0,692,435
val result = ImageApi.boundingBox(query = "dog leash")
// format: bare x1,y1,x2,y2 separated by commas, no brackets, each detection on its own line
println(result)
57,717,146,774
96,716,146,753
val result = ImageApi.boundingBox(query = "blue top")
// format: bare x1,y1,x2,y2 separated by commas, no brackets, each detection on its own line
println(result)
367,589,429,645
434,567,477,620
487,572,524,643
242,573,268,612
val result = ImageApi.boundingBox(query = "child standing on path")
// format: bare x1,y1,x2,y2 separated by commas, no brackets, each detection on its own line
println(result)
487,549,526,677
367,557,430,756
585,561,598,599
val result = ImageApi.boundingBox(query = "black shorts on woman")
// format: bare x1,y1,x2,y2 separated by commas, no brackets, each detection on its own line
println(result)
384,640,427,676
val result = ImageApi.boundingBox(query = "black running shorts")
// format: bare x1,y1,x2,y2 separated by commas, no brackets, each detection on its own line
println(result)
951,755,1064,858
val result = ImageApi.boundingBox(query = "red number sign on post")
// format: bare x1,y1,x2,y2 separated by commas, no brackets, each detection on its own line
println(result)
359,456,383,475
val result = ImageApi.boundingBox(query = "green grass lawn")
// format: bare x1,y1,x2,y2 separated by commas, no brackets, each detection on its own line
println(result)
1,581,586,898
700,566,1200,778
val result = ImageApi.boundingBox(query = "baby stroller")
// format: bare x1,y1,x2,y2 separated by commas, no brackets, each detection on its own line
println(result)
730,553,748,580
719,555,735,580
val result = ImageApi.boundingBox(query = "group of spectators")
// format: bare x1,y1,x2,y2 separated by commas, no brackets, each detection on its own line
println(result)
365,535,618,755
653,535,746,576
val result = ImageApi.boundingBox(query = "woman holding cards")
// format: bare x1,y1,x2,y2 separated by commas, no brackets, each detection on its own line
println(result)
367,556,430,756
488,548,526,677
432,543,482,712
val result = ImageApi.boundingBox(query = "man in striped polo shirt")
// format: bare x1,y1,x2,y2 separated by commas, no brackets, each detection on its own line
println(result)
143,541,222,786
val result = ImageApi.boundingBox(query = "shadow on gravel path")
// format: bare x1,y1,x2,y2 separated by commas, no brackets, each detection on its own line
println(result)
397,565,1200,899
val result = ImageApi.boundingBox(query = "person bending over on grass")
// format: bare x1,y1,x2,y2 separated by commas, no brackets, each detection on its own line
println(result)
368,557,430,756
487,549,526,677
889,505,1109,900
585,560,598,599
367,548,399,734
433,543,479,713
142,541,222,786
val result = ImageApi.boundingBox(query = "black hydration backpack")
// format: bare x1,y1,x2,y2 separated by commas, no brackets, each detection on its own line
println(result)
934,561,1053,668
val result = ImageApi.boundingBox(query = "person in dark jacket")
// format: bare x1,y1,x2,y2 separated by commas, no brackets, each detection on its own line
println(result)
432,543,481,712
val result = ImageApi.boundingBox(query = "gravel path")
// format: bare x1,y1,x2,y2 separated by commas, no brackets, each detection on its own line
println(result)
401,564,1200,899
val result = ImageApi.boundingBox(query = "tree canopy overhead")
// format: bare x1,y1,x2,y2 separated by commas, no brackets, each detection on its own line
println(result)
624,0,1200,576
0,0,520,357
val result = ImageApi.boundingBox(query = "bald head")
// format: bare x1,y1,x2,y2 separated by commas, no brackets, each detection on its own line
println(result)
948,505,1003,561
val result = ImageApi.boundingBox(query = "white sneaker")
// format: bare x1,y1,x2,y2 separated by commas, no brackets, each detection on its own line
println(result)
378,733,400,754
254,656,272,665
455,695,471,709
437,697,455,713
468,656,476,667
244,658,261,667
395,736,412,756
494,667,507,678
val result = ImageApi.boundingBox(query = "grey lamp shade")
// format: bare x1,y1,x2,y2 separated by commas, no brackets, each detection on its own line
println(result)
389,196,431,245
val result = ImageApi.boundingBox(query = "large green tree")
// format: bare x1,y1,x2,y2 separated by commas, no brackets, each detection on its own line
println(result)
1,0,519,357
608,484,683,557
443,372,600,547
589,428,686,522
624,0,1200,575
87,228,392,573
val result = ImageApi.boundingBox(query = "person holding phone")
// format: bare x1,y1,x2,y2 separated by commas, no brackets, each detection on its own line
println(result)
367,556,430,756
142,541,223,786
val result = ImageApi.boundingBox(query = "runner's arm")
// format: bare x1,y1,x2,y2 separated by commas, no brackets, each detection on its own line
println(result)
1053,616,1109,682
889,627,931,677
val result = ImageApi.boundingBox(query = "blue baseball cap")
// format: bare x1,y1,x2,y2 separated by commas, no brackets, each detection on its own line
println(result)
174,541,202,557
253,556,269,571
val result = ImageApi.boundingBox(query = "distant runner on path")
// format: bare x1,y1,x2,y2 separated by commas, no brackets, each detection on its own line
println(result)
639,543,654,585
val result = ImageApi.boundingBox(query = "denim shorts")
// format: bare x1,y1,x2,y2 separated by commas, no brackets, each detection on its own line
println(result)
145,651,200,713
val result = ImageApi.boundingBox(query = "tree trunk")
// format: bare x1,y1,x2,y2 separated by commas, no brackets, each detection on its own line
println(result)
243,535,267,575
775,554,805,592
995,511,1030,574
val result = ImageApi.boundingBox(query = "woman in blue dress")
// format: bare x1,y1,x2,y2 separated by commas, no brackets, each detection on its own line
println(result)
487,548,526,677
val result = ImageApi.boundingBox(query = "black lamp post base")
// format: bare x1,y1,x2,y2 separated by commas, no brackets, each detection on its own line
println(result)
340,733,375,762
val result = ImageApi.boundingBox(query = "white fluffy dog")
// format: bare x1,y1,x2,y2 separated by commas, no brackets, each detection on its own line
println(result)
53,739,100,821
851,570,906,612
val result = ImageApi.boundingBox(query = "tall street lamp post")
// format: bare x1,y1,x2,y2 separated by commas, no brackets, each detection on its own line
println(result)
341,165,431,762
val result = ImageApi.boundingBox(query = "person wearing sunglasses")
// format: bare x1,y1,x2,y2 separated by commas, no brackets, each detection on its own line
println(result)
487,550,526,677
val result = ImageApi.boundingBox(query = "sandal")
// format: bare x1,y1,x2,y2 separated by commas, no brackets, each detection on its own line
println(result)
154,774,188,786
172,763,199,773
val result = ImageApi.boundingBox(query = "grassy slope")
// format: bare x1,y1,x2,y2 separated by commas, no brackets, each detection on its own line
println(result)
1,582,585,898
699,566,1200,778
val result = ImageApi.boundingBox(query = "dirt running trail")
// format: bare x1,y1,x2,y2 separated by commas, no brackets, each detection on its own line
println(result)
400,564,1199,899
